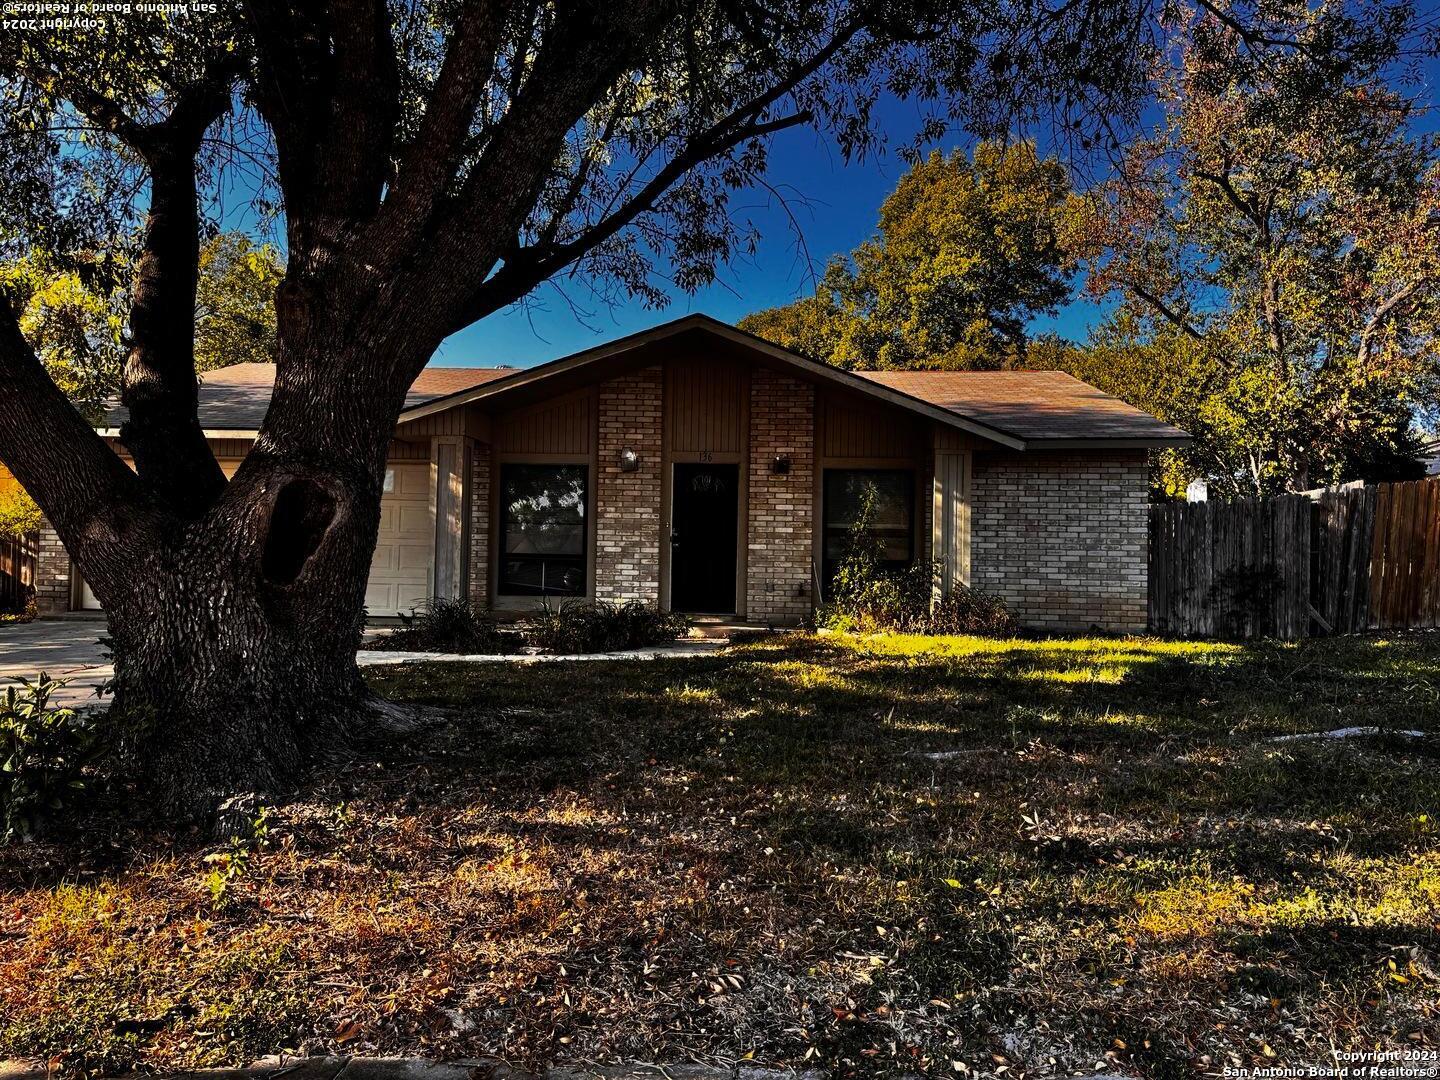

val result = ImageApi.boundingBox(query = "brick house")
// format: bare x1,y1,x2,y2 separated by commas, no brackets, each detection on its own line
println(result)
32,315,1187,631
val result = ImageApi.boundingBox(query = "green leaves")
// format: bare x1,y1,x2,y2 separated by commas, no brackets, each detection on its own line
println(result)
0,673,101,842
742,140,1076,370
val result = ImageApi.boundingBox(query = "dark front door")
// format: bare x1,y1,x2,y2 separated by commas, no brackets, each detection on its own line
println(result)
670,463,739,614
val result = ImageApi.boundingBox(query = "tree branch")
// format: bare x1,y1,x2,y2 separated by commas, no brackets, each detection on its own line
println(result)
370,0,513,257
449,110,812,330
1127,283,1208,342
0,295,158,585
1356,277,1429,369
320,0,400,219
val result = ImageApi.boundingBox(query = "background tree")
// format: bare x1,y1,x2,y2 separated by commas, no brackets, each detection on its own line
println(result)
194,233,285,371
0,232,277,424
741,140,1075,368
1068,0,1440,495
0,0,1166,817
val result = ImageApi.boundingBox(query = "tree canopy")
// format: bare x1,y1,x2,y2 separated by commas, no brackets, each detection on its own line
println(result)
1067,0,1440,494
0,233,281,421
741,140,1075,368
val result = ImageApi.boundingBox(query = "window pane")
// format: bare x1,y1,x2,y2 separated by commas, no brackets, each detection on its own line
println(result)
824,470,912,531
502,465,586,556
499,465,587,596
500,557,585,596
822,469,915,592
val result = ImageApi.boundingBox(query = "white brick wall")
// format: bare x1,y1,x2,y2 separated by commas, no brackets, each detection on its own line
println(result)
970,450,1148,633
34,518,70,614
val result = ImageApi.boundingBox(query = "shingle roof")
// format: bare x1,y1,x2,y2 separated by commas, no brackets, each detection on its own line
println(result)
856,369,1188,444
101,363,512,432
95,322,1187,448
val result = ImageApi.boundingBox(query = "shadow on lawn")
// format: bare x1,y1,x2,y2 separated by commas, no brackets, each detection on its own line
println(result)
5,633,1439,1074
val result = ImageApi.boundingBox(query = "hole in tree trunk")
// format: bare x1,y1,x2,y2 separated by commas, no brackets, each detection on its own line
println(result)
262,477,338,585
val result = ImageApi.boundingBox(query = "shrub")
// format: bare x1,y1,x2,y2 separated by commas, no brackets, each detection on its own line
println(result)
925,582,1019,635
0,674,100,842
817,481,1016,636
0,595,37,625
367,596,517,654
528,599,689,654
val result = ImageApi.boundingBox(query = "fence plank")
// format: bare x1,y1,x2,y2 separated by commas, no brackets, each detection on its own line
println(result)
1147,478,1440,640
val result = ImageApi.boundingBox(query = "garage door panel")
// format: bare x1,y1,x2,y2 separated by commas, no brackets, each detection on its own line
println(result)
397,505,432,533
396,543,432,571
367,463,433,619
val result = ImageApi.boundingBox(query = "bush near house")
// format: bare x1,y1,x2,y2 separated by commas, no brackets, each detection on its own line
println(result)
818,482,1017,635
366,597,689,655
370,597,520,655
528,599,690,655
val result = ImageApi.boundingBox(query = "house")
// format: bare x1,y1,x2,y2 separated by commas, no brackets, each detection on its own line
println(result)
31,315,1188,631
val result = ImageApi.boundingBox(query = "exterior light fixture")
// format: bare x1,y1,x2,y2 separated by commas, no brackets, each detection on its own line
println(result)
770,454,791,475
617,447,641,473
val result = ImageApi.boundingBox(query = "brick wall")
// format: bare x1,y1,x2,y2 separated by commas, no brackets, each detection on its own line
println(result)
746,370,815,625
468,443,492,607
594,367,663,603
970,450,1148,633
34,518,71,614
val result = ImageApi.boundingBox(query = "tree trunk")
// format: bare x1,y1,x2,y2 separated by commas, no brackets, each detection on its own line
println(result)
96,433,392,820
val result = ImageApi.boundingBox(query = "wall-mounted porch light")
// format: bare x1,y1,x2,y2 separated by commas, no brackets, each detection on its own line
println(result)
770,454,791,475
617,447,641,473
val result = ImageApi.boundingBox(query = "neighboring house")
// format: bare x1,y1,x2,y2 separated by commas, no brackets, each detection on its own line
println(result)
32,315,1188,631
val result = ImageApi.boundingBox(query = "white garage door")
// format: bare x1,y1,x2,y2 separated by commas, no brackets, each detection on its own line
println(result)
80,461,434,616
366,463,434,618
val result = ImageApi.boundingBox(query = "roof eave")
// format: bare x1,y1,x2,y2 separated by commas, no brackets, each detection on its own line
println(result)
98,426,262,439
1020,435,1193,450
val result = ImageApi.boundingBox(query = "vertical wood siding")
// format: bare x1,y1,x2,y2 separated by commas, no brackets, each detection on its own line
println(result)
819,390,924,462
493,390,595,456
667,356,746,456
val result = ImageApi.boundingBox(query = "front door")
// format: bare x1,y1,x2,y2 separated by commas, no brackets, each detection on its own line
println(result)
670,463,739,614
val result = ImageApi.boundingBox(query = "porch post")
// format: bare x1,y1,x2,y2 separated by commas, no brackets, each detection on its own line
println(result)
430,435,472,600
931,433,971,602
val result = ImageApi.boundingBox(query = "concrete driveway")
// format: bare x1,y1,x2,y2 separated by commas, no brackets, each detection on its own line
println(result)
0,617,112,708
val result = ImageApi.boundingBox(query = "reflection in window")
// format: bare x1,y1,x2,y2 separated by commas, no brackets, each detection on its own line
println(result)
822,469,915,591
499,464,587,596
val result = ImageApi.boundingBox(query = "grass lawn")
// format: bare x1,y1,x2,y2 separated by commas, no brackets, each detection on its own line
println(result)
3,631,1439,1077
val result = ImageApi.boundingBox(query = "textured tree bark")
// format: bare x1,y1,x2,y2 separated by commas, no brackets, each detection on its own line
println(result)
100,404,392,816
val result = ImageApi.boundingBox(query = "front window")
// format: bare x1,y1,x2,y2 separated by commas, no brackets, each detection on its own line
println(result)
499,464,587,596
822,469,915,592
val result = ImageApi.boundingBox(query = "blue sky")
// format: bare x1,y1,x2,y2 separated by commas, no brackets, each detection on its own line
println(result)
432,96,1113,368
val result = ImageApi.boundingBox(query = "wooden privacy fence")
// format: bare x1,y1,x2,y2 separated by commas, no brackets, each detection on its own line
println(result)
0,531,37,611
1149,478,1440,639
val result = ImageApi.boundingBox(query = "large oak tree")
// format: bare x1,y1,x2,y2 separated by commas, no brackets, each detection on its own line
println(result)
0,0,1165,817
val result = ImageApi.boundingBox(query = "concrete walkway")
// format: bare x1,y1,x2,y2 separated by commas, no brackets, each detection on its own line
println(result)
0,619,729,709
0,617,112,707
